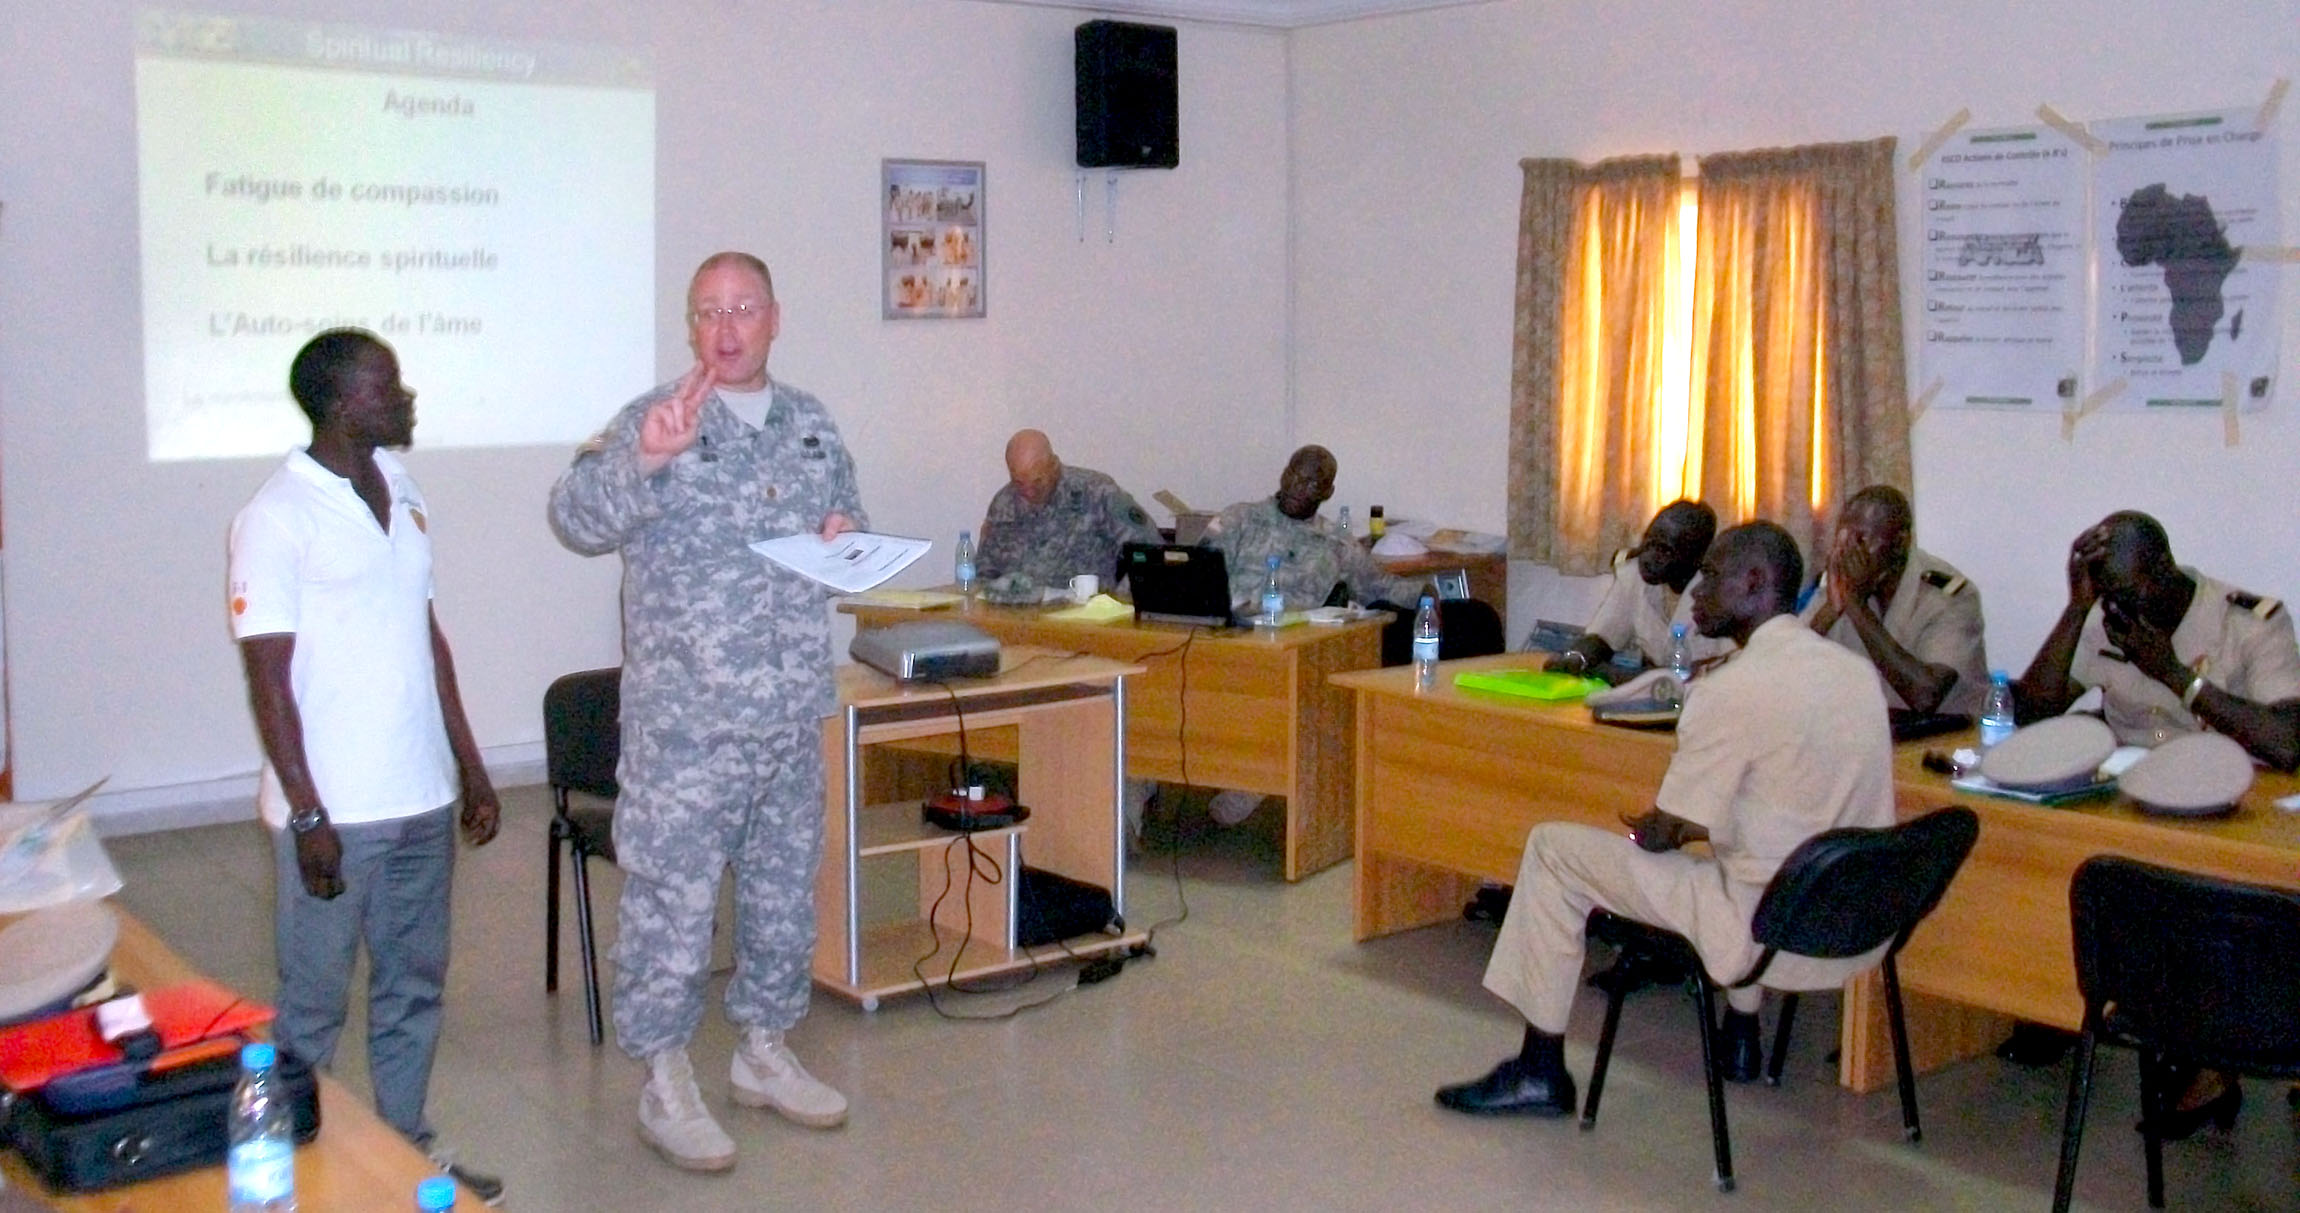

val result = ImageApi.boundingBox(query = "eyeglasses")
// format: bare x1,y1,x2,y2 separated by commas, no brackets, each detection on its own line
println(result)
687,302,770,327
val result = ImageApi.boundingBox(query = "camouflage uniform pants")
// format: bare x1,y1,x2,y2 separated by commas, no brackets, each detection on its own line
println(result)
610,721,825,1059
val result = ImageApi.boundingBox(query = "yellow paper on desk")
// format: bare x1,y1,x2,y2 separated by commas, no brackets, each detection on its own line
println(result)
1453,669,1605,701
845,588,963,610
1044,594,1134,622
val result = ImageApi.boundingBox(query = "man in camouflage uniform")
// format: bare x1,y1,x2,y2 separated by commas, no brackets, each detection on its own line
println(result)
976,429,1158,587
1801,485,1990,717
1197,444,1420,825
548,252,863,1173
1206,444,1422,612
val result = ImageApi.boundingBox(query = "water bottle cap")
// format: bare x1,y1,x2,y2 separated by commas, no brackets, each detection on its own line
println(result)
959,529,971,541
1266,555,1281,569
417,1175,458,1209
1420,594,1434,606
1671,622,1687,636
241,1041,275,1069
1990,669,2009,682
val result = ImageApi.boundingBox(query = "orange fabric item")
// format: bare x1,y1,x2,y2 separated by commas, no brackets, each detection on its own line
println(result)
0,978,271,1092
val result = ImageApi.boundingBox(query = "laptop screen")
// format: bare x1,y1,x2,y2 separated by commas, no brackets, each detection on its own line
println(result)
1120,543,1235,627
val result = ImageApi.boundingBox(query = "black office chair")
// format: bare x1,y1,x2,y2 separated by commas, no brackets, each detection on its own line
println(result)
1578,805,1980,1192
1378,596,1506,666
2052,856,2300,1212
544,668,621,1046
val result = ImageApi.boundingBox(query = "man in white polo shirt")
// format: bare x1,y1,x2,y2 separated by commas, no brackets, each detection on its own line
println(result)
228,328,504,1204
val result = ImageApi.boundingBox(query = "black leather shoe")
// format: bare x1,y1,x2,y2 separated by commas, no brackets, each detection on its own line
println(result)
1995,1022,2076,1067
1720,1014,1763,1084
2141,1077,2243,1141
1435,1058,1578,1117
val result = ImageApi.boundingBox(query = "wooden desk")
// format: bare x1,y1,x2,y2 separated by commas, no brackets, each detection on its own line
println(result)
818,648,1149,1007
1334,655,1674,942
0,909,467,1210
1335,657,2300,1093
1835,739,2300,1091
844,600,1384,881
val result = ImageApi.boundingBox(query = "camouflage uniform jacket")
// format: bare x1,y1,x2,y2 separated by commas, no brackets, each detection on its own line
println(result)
548,379,867,732
1206,497,1421,610
976,465,1158,584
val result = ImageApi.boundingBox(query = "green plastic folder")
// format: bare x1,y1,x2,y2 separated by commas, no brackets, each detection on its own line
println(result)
1451,669,1607,701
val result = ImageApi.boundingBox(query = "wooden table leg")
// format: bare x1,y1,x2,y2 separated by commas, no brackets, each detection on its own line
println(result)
1837,970,2012,1093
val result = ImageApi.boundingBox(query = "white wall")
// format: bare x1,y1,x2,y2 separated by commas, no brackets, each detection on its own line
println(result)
1290,0,2300,668
0,0,1292,818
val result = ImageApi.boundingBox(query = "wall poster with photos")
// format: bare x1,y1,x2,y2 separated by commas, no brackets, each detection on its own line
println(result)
883,159,985,319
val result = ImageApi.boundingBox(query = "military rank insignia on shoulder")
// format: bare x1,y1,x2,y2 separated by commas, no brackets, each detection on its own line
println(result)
1921,569,1967,595
2227,589,2283,620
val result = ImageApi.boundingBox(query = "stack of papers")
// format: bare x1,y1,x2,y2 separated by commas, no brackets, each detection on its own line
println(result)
750,532,929,593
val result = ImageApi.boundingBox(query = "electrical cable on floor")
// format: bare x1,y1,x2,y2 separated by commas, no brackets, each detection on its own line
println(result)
1137,628,1200,954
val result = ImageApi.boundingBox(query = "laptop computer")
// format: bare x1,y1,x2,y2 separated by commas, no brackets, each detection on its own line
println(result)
1121,542,1238,628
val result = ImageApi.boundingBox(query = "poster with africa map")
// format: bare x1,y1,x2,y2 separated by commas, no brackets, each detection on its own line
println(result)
2090,107,2280,411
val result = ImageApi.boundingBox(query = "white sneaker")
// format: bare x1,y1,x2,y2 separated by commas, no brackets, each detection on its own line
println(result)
1208,789,1261,826
730,1028,848,1128
638,1051,736,1172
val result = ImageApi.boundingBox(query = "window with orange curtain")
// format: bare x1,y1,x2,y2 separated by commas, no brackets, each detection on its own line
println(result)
1508,138,1909,572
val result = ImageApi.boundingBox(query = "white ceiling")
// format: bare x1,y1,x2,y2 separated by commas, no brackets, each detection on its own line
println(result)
971,0,1497,30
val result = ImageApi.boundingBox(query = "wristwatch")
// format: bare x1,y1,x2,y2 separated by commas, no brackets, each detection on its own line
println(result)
288,806,329,835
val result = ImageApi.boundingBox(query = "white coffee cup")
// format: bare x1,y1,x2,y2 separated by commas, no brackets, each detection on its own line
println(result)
1069,574,1099,604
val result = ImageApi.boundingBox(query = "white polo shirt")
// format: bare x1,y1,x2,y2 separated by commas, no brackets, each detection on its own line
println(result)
228,448,454,827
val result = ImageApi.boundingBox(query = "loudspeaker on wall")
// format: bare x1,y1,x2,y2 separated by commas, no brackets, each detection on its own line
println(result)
1075,20,1178,170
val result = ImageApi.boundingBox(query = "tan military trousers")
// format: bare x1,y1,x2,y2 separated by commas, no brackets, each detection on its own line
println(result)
1482,822,1766,1033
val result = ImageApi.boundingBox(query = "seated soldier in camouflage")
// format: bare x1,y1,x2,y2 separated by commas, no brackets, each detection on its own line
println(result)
1205,444,1423,613
976,429,1159,589
1196,444,1423,825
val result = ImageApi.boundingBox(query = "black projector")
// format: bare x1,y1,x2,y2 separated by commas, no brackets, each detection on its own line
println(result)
849,620,1001,681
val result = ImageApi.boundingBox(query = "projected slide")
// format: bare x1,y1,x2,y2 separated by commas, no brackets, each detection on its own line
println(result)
135,11,654,461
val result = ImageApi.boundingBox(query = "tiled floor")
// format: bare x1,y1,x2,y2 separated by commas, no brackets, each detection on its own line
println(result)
104,786,2297,1210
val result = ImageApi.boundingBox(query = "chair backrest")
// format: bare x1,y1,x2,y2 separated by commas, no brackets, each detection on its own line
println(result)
1379,597,1508,666
1748,805,1979,961
543,668,621,799
2071,855,2300,1075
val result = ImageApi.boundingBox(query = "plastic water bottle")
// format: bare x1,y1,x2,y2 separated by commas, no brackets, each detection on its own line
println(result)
416,1176,457,1212
954,530,976,598
228,1042,296,1213
1258,555,1285,626
1413,594,1442,690
1980,670,2017,749
1668,622,1693,685
1337,505,1352,542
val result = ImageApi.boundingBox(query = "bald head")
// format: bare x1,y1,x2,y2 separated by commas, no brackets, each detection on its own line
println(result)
1835,484,1915,587
1638,499,1717,590
2084,510,2184,622
1689,521,1803,643
1276,445,1338,520
1004,429,1061,506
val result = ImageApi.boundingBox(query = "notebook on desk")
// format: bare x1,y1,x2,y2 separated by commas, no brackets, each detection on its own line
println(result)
1121,542,1238,628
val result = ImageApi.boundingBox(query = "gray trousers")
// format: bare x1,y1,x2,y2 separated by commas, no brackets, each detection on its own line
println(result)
269,805,453,1143
612,722,824,1060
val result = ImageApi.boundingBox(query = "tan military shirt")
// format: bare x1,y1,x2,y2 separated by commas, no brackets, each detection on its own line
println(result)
1585,550,1733,667
1659,615,1897,890
2070,569,2300,747
1802,546,1991,717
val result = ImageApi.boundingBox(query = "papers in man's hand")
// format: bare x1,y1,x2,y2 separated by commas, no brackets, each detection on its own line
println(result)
750,532,929,594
